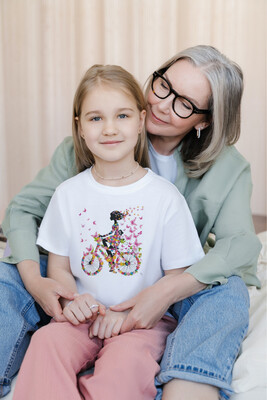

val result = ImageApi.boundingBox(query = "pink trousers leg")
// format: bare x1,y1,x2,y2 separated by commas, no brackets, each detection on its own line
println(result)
79,316,177,400
13,321,102,400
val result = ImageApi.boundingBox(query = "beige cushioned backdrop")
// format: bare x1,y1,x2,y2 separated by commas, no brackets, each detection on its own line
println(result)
0,0,266,220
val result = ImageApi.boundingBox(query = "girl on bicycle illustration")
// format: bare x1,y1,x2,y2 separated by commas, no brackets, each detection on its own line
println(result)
14,65,204,400
81,209,141,276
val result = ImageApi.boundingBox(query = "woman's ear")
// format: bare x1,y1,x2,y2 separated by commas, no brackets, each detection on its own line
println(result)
194,121,210,131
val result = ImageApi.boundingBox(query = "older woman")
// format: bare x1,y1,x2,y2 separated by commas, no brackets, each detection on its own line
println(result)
0,45,261,399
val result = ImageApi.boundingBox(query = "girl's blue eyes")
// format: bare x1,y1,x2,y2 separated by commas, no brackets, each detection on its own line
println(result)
90,114,128,121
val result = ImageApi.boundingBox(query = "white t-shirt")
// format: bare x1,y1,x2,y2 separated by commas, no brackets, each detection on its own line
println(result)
148,140,178,184
37,168,204,307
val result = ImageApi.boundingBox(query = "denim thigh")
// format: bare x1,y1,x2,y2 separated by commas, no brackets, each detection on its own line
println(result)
0,255,49,397
155,276,250,400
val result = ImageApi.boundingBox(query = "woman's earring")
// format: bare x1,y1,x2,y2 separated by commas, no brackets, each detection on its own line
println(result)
197,127,201,139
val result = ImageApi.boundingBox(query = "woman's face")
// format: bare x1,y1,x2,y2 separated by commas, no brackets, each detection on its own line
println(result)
146,59,211,143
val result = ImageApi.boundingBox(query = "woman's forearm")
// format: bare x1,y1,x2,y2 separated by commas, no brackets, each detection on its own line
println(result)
17,258,74,319
155,271,207,307
112,271,207,332
17,259,42,294
47,253,78,308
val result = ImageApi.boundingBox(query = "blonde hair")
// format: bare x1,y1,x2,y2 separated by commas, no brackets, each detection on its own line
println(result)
145,45,244,177
73,64,150,172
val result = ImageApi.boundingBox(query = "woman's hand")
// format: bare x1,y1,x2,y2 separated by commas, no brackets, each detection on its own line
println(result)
31,276,75,321
110,285,170,333
89,309,130,339
17,259,75,322
110,270,207,333
63,293,106,326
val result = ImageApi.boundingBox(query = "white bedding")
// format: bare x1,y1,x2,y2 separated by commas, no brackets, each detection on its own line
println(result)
1,232,267,399
231,231,267,399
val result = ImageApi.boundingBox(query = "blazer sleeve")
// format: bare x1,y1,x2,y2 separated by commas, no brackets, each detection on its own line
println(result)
2,136,77,265
186,164,262,288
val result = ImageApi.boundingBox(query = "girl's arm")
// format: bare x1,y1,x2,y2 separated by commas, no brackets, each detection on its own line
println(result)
111,268,205,332
48,252,105,325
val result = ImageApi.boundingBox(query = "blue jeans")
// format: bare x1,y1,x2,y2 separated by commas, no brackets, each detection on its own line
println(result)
0,256,50,397
0,257,249,399
155,276,250,399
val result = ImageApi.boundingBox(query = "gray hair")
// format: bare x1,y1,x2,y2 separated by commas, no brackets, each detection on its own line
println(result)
145,45,244,177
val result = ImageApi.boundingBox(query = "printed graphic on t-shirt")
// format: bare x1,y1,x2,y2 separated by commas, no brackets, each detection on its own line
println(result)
79,207,144,276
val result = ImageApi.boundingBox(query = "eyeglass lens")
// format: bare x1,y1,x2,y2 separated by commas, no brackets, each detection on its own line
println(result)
152,75,194,118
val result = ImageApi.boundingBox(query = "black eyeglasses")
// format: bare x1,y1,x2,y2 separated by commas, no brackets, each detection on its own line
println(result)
151,70,210,119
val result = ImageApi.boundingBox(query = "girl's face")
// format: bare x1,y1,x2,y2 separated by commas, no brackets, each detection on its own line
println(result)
146,59,211,143
78,85,146,166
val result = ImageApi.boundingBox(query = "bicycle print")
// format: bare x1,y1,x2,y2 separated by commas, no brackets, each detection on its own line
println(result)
80,208,143,276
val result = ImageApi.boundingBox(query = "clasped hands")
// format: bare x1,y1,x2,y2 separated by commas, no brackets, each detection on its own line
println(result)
62,282,170,339
30,274,172,339
63,293,130,339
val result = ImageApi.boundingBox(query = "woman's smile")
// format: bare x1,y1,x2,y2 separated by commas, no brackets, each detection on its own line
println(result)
149,106,167,124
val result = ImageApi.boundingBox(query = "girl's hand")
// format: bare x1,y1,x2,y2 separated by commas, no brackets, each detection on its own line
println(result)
63,293,106,326
89,309,130,339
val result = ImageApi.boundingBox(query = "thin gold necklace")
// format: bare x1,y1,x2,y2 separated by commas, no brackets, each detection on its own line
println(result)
93,162,139,181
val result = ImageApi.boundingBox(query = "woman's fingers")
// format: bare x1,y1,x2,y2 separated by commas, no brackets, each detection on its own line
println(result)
110,298,134,312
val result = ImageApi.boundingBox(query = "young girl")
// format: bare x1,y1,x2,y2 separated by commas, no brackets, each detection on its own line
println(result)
13,65,204,400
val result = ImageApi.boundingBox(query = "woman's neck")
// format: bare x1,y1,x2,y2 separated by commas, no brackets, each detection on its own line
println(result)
148,134,181,156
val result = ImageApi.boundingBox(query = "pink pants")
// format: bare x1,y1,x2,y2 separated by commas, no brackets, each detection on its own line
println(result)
13,316,176,400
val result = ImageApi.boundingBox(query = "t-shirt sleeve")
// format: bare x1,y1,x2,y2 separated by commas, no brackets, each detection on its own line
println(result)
161,193,204,270
36,188,70,256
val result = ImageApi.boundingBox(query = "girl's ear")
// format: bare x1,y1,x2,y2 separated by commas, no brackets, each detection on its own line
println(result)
139,109,146,133
75,117,84,139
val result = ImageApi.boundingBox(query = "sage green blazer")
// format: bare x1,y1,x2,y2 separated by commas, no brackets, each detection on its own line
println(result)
2,137,261,287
